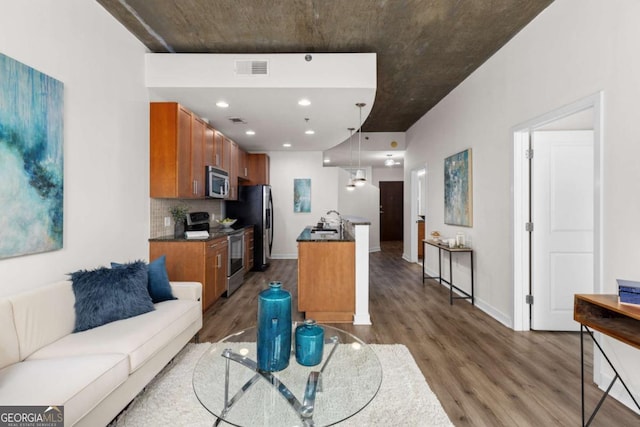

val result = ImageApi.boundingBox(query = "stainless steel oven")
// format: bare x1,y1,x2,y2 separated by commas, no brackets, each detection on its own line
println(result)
226,229,245,296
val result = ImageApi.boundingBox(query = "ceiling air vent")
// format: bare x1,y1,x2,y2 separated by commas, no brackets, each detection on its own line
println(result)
235,60,269,76
228,117,247,124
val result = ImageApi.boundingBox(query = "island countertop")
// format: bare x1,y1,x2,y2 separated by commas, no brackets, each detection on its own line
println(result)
296,226,354,242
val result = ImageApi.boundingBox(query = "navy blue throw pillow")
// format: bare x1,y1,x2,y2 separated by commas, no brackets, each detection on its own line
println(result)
111,256,176,303
147,255,176,303
70,261,155,333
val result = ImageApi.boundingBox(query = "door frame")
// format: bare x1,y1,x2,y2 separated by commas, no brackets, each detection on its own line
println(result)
512,92,603,331
408,165,427,263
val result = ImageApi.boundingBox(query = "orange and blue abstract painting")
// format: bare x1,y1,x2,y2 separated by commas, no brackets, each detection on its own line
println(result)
0,53,63,259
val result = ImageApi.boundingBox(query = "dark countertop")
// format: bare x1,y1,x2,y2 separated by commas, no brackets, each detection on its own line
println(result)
296,226,355,242
150,224,253,242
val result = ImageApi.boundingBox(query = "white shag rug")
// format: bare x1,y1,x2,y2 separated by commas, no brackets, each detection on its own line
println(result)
113,343,453,427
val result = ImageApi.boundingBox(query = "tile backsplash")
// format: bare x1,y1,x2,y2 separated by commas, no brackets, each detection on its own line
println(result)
150,198,223,238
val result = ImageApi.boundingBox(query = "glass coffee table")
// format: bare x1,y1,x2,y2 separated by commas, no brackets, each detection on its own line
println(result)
193,323,382,427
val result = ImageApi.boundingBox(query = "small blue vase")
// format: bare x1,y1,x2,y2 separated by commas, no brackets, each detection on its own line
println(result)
257,281,292,372
295,319,324,366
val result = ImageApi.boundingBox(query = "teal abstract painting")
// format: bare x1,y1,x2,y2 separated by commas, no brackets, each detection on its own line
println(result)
444,149,472,227
0,53,64,258
293,179,311,213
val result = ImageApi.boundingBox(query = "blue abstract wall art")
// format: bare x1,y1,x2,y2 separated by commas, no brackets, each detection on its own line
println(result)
0,53,64,259
444,148,472,227
293,178,311,213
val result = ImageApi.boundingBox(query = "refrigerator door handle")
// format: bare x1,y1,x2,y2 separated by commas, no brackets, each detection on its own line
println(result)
268,191,274,254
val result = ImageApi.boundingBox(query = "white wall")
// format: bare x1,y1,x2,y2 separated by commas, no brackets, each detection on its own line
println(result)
337,169,380,252
0,1,149,296
268,151,339,258
404,0,640,408
372,166,404,186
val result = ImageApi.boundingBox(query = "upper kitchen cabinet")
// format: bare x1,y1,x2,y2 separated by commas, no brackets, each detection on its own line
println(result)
238,147,249,181
212,130,224,169
244,153,270,186
222,137,238,200
150,102,205,198
191,116,206,197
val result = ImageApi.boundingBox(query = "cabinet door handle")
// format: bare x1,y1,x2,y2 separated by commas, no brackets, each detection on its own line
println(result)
216,253,222,268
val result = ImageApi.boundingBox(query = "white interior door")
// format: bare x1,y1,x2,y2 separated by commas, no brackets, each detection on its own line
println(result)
531,130,594,331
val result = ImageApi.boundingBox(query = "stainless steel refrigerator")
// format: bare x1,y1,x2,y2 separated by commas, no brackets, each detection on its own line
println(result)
226,185,273,271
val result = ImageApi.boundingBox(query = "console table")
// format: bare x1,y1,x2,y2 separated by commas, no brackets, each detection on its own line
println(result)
422,239,474,305
574,294,640,426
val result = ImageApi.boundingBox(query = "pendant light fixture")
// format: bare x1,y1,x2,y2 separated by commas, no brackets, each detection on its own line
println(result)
354,102,367,186
345,127,356,191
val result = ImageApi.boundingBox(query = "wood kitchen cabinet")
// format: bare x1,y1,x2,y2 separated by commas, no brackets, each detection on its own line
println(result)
238,147,249,180
150,102,206,198
150,238,228,312
212,130,224,169
191,116,206,197
417,221,425,259
244,226,254,272
228,139,239,200
243,153,270,185
297,241,355,322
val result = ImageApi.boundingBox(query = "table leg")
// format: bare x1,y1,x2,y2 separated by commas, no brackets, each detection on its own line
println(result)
438,247,442,284
449,252,453,305
470,251,474,305
422,240,426,284
581,326,640,426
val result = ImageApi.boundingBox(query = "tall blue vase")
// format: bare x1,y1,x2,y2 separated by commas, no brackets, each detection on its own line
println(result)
257,281,292,372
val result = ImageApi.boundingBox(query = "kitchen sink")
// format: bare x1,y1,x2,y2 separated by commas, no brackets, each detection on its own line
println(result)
310,228,338,234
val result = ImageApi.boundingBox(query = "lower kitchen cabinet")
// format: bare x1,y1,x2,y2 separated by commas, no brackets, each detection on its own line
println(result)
297,241,355,322
150,237,228,312
244,226,255,272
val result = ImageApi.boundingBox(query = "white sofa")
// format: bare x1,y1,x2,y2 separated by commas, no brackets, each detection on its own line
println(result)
0,280,202,426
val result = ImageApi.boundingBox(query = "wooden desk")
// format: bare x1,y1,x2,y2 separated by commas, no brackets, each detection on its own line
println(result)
422,239,474,305
574,294,640,426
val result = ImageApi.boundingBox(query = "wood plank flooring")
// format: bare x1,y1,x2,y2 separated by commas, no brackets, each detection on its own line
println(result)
199,242,640,426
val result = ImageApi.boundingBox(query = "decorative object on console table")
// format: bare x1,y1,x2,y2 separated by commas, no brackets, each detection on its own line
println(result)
444,148,472,227
257,281,292,372
0,53,64,259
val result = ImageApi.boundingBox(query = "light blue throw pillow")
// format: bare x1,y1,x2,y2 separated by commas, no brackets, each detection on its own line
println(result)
70,261,155,333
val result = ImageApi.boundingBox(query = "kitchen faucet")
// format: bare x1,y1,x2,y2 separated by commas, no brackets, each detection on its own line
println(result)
326,210,341,216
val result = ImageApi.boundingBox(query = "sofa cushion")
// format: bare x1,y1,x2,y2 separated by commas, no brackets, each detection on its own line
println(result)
70,262,155,332
0,299,20,369
9,281,76,360
27,299,200,373
112,256,176,303
0,353,128,426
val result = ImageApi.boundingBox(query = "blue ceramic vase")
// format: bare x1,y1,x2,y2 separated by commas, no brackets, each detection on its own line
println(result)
295,319,324,366
257,281,292,372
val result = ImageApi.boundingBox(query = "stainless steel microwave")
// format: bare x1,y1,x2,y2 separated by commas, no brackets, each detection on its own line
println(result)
206,166,229,199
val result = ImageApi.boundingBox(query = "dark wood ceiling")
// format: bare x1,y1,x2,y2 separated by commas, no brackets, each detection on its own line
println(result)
97,0,553,132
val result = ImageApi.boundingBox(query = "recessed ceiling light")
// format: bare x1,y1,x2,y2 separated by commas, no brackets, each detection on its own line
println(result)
216,101,229,108
305,130,315,135
298,99,311,106
283,143,292,148
245,130,255,135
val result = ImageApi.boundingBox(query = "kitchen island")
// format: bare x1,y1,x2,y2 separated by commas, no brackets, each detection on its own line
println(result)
296,226,355,323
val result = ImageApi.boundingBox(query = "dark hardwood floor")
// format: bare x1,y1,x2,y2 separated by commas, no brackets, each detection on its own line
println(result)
200,241,640,426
